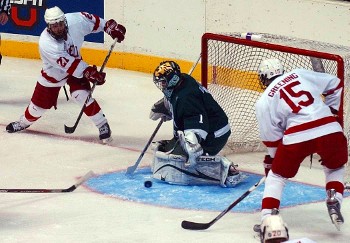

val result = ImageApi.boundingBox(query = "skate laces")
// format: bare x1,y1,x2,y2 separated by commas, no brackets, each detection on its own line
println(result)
13,122,23,131
98,123,112,142
99,123,110,135
10,121,28,132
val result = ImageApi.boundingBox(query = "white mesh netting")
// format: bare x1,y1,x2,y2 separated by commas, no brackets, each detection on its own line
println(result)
202,32,350,154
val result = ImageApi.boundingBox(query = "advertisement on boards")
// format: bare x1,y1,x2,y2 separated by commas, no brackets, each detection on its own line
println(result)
2,0,104,43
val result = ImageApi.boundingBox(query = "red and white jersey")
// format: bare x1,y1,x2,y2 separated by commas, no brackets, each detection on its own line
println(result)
255,68,343,157
38,12,106,87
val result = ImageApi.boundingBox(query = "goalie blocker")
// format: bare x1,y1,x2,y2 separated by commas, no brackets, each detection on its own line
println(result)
151,143,245,187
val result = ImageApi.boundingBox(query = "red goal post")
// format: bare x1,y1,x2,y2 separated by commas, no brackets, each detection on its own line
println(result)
201,32,350,153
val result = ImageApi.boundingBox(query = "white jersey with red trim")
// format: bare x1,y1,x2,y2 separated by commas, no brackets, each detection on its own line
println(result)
255,68,343,157
37,12,106,87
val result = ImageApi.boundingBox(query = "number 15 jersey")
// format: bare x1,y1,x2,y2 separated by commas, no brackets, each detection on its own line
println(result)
255,68,343,156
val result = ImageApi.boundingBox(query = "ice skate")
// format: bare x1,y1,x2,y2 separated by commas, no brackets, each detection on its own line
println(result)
254,209,289,243
326,189,344,230
6,121,29,133
99,122,112,144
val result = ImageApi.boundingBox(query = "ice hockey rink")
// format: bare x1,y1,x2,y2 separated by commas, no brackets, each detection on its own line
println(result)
1,56,350,243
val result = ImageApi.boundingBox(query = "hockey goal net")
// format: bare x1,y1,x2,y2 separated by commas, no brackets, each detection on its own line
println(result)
201,32,350,154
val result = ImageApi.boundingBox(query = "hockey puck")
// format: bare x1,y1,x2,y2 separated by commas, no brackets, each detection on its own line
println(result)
144,180,152,188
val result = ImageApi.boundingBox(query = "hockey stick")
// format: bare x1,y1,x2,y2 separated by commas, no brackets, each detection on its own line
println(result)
0,34,2,65
125,54,202,175
126,118,164,175
0,170,94,193
64,39,118,134
181,176,266,230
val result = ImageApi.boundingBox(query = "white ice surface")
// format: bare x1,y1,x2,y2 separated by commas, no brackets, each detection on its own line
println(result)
0,57,349,243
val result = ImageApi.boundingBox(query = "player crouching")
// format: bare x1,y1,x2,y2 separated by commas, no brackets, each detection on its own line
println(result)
149,60,246,187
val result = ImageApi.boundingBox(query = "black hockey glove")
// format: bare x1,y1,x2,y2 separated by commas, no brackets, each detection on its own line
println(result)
329,106,341,124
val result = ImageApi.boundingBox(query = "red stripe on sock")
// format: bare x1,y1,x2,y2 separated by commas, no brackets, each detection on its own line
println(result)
326,181,344,194
25,107,40,122
262,197,280,210
84,100,101,116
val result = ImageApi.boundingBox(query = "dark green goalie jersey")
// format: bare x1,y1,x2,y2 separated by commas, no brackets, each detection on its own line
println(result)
169,73,231,155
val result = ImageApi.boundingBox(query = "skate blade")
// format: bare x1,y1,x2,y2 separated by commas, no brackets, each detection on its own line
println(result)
330,214,342,231
252,224,261,242
101,137,113,144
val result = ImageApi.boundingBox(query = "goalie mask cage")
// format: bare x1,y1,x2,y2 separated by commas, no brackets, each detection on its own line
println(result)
201,32,350,153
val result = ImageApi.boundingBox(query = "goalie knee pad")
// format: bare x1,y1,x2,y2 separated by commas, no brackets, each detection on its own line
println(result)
177,130,203,168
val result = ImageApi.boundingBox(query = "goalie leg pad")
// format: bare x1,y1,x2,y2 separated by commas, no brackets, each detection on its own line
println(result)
152,151,223,186
220,157,247,187
152,151,246,187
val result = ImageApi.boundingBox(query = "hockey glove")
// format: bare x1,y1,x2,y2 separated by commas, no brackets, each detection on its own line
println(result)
178,130,203,168
263,155,273,176
329,106,341,124
104,19,126,43
149,97,172,121
83,65,106,85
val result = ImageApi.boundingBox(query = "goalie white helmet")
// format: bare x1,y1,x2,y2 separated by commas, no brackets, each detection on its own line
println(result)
260,213,289,243
44,6,68,41
258,59,284,88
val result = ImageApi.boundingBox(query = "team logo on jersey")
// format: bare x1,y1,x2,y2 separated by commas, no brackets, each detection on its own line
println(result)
67,45,79,58
57,57,69,68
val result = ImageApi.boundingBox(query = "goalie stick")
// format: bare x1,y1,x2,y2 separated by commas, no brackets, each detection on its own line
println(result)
0,170,94,193
126,118,164,175
125,54,202,175
64,39,118,134
181,176,266,230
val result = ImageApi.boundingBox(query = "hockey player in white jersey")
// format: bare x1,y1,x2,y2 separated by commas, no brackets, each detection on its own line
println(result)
254,58,347,242
6,6,126,143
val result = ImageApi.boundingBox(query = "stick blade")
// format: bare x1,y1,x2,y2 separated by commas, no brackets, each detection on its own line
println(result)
64,170,95,192
181,220,210,230
64,124,76,134
76,170,95,186
125,166,136,175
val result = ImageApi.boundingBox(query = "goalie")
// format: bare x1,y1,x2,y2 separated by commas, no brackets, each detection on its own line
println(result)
149,61,244,187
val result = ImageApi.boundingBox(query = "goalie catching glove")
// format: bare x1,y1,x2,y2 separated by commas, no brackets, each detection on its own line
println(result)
149,97,172,121
177,130,203,168
104,19,126,43
83,65,106,85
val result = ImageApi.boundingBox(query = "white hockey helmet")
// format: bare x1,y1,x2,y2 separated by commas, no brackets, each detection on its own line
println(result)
44,6,68,41
258,58,284,88
260,214,289,243
44,6,65,24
